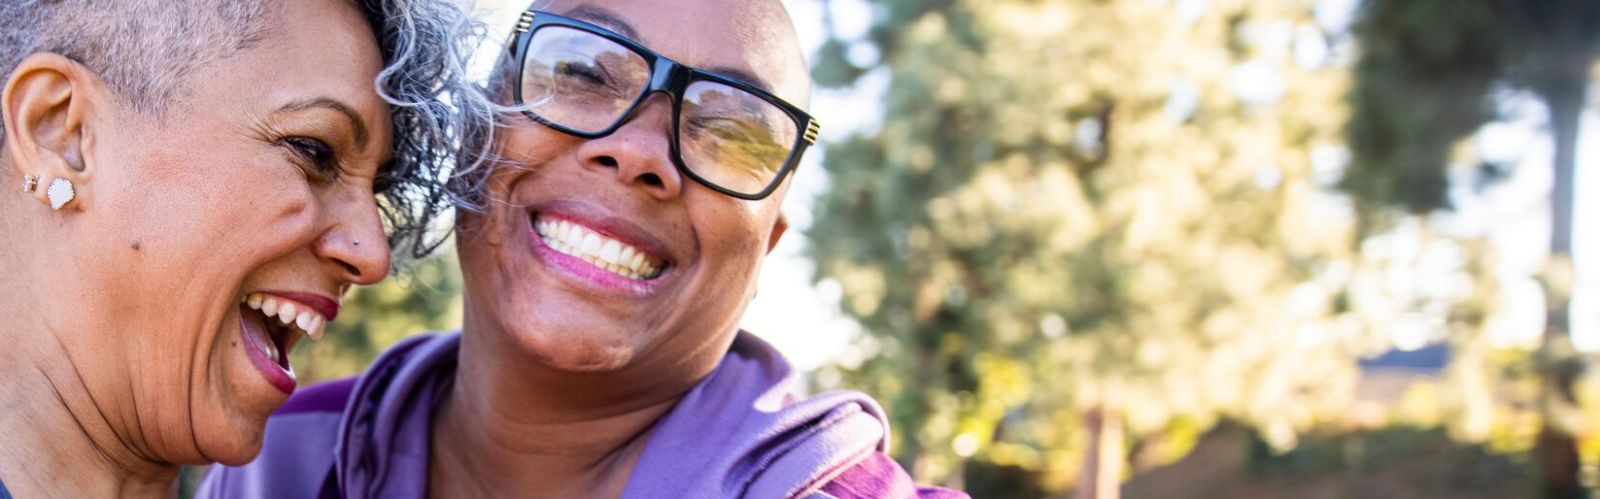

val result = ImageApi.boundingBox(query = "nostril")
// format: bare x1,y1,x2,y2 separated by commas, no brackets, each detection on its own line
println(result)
639,173,663,187
597,156,619,168
337,260,361,280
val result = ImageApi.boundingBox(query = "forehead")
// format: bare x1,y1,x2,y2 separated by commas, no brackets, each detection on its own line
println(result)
544,0,809,106
197,0,392,152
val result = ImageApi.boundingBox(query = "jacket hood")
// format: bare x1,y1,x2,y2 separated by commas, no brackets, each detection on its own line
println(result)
335,331,889,499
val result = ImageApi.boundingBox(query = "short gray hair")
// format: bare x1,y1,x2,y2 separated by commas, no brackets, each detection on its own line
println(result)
0,0,497,264
0,0,268,115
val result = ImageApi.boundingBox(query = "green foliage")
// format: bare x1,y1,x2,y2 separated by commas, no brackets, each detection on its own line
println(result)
1342,0,1600,218
808,0,1375,489
1341,0,1506,215
1344,2,1600,497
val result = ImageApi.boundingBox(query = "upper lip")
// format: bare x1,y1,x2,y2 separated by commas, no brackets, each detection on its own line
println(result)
255,291,340,321
529,199,677,265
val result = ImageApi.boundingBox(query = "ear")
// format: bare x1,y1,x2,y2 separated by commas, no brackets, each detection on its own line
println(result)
2,53,101,211
765,213,788,255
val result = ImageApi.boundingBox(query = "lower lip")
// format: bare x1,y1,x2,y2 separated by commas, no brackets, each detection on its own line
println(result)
528,224,667,297
239,306,296,395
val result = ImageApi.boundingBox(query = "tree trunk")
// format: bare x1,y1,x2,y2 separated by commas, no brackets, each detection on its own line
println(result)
1532,70,1587,499
1074,407,1124,499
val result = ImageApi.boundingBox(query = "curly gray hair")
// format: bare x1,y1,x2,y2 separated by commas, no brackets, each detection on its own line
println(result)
0,0,498,264
355,0,497,262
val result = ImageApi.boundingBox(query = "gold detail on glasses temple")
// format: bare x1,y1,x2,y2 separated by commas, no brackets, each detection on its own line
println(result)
515,11,536,33
803,119,821,145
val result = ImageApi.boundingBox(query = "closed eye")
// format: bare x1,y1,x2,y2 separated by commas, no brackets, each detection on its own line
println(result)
688,116,769,141
279,136,340,179
556,60,608,86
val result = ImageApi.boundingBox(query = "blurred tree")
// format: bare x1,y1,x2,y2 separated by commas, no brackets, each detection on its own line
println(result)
808,0,1378,495
1344,1,1600,497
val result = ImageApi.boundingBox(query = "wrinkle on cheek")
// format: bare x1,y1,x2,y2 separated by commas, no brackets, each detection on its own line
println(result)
276,191,313,221
477,162,547,247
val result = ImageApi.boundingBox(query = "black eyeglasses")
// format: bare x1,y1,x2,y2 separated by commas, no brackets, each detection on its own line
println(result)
506,10,820,200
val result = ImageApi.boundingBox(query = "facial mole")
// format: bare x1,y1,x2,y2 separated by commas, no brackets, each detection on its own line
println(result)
130,238,141,250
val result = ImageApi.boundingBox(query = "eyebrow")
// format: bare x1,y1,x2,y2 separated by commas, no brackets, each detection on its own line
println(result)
279,97,370,148
563,5,643,43
704,66,778,96
559,6,779,96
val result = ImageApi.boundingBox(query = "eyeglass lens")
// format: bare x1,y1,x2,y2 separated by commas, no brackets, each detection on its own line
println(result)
520,25,799,196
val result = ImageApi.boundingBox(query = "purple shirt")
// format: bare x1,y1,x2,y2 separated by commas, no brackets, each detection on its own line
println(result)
199,331,966,499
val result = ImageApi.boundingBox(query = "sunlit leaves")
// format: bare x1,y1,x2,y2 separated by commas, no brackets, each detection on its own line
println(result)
808,0,1372,490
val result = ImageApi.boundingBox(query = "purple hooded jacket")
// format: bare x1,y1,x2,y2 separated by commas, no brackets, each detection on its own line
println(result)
198,331,967,499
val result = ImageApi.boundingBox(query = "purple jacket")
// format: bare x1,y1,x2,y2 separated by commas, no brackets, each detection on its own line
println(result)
198,331,967,499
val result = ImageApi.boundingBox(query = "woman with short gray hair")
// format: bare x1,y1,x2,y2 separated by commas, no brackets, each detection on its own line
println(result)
0,0,487,497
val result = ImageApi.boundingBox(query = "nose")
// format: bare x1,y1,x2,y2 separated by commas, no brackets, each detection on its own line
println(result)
574,94,684,200
313,187,391,286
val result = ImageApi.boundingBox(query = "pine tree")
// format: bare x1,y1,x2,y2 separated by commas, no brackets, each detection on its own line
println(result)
1344,1,1600,496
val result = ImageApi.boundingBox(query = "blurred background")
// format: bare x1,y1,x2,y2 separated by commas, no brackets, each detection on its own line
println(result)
189,0,1600,498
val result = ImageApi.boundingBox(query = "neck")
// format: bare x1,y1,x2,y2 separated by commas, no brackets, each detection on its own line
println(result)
0,328,178,499
428,321,722,499
0,182,176,498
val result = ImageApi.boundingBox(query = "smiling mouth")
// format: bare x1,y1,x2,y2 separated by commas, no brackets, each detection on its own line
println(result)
533,213,669,281
239,293,327,370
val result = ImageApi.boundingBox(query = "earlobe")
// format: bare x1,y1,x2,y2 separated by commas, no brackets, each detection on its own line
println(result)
765,213,788,254
2,53,98,211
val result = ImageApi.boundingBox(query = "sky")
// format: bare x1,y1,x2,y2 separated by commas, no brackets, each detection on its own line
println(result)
467,0,1599,368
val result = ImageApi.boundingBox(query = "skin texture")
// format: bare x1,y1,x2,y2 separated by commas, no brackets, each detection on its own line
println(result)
432,0,812,497
0,0,393,497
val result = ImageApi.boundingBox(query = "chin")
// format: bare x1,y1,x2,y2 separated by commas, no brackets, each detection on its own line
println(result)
192,415,269,466
190,375,276,466
513,323,643,374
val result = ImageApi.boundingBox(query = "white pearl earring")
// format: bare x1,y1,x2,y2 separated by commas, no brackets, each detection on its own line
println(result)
47,178,74,210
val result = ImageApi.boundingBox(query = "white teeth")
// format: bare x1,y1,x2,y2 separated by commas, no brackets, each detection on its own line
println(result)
600,239,621,264
534,215,666,281
264,335,278,363
243,292,331,342
277,303,297,325
306,315,325,340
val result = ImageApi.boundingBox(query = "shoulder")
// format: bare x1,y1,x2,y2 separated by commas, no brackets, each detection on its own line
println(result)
816,452,970,499
194,377,356,499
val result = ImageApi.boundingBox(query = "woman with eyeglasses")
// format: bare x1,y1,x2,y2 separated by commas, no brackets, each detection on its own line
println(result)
201,0,967,497
0,0,482,497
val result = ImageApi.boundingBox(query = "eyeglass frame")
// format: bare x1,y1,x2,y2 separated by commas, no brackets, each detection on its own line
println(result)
505,9,821,201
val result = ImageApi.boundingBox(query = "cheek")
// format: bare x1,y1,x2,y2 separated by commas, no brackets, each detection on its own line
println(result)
688,197,775,296
96,148,317,356
496,124,576,176
100,149,315,332
103,149,317,281
29,136,321,462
